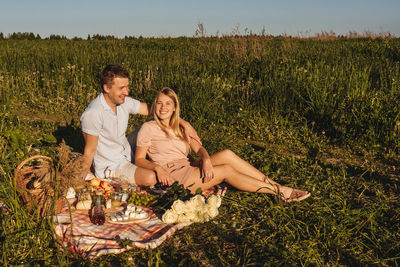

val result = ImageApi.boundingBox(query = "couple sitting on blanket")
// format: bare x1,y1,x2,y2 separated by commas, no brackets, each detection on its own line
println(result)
81,64,310,202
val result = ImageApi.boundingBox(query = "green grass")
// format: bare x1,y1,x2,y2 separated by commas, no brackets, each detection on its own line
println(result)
1,36,400,266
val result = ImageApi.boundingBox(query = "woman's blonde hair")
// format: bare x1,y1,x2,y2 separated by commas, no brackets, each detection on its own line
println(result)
151,87,186,141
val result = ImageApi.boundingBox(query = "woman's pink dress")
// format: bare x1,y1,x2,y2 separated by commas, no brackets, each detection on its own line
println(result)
137,121,197,186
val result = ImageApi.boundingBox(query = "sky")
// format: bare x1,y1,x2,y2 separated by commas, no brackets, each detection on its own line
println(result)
1,0,399,38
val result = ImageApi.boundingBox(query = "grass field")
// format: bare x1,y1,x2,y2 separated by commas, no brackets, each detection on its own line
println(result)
1,36,400,266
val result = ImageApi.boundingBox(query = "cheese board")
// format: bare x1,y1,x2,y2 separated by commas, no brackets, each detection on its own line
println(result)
105,211,150,224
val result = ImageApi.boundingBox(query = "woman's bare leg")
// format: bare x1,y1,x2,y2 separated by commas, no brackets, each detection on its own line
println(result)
209,149,277,184
186,164,297,198
134,167,157,187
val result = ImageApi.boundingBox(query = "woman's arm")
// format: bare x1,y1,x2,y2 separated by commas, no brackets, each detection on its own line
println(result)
135,146,174,186
179,119,202,145
190,140,214,183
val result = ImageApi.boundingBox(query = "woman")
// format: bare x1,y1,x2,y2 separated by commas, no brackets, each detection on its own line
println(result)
135,87,311,202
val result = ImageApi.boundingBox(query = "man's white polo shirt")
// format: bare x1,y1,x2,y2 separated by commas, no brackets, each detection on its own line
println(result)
80,93,140,178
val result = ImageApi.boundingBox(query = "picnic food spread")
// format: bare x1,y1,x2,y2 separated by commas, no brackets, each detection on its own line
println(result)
14,150,223,258
56,174,152,226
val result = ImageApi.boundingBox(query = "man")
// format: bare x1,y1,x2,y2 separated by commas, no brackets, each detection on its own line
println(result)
80,64,199,186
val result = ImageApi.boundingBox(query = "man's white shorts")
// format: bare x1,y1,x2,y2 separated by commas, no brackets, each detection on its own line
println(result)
105,161,137,186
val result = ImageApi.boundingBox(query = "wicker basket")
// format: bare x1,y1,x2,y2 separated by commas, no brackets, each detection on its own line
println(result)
14,155,65,218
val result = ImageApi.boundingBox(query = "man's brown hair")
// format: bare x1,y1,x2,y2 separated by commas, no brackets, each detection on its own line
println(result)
100,64,129,90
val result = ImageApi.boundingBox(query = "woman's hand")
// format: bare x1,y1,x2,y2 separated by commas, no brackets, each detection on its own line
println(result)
201,158,214,183
154,165,174,186
202,184,227,197
190,141,214,183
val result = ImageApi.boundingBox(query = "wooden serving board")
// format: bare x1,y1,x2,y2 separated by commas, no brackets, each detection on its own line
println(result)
73,205,123,212
105,213,150,224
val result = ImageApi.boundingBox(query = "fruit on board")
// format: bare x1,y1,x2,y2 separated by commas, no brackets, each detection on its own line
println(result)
90,178,101,187
100,181,112,191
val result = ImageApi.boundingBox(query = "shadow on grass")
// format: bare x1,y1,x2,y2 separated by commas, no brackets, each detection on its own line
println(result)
345,164,396,187
319,159,396,187
53,119,85,153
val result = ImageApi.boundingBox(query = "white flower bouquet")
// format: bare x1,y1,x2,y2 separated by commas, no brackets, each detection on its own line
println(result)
154,182,222,224
162,193,222,223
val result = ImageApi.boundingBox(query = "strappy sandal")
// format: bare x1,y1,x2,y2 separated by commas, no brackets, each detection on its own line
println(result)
276,185,311,203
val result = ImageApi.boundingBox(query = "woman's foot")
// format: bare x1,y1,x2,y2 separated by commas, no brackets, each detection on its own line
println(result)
277,185,311,202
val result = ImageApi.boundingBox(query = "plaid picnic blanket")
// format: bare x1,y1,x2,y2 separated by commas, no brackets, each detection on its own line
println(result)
53,206,190,258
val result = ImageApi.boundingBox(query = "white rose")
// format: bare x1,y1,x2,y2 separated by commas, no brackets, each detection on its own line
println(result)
176,212,197,223
192,212,202,223
185,211,197,221
162,210,178,224
189,194,206,210
197,212,211,223
171,199,186,215
207,207,219,218
177,213,189,223
207,194,222,209
184,200,195,212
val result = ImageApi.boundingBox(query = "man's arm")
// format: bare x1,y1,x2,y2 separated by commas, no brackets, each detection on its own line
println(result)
82,132,99,178
137,102,150,116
